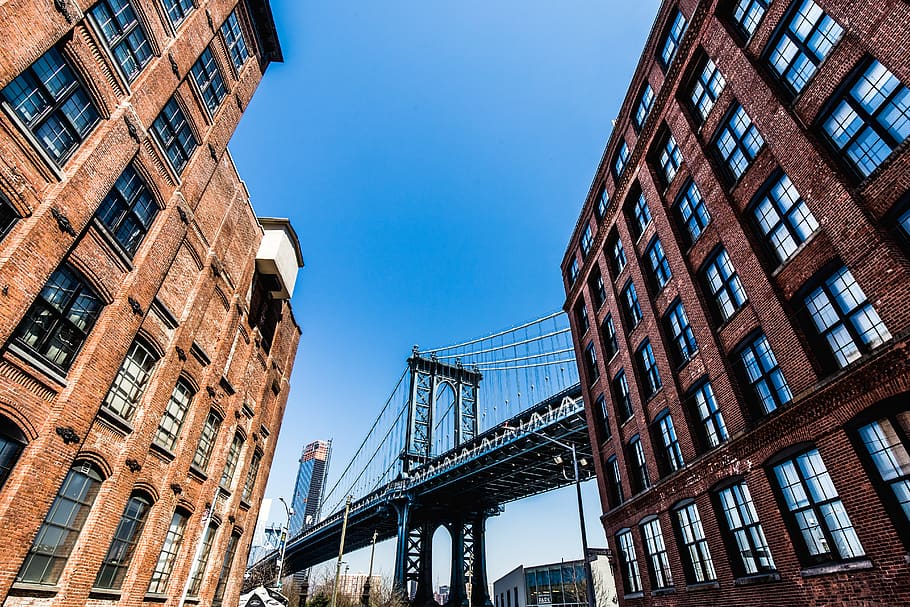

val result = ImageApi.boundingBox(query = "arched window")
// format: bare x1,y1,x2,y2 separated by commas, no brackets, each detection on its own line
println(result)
0,416,26,491
95,492,153,589
148,508,190,594
101,337,159,421
18,461,104,584
154,378,195,452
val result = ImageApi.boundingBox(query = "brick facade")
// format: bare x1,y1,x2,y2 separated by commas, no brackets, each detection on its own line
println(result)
0,2,300,607
562,0,910,605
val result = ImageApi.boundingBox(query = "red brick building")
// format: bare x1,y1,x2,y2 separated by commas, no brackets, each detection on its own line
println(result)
562,0,910,604
0,1,302,607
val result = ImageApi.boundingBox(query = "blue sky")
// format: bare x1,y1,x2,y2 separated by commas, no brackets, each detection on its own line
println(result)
230,0,660,585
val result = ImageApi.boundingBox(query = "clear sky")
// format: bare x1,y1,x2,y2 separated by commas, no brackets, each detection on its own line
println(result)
229,0,661,586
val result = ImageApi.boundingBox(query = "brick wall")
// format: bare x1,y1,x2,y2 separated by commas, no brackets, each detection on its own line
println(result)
0,2,298,607
562,0,910,605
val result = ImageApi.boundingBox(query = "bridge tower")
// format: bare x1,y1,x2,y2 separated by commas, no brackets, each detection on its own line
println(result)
395,350,492,607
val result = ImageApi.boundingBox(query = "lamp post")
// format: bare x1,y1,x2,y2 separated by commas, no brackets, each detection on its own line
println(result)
276,497,294,590
514,428,596,607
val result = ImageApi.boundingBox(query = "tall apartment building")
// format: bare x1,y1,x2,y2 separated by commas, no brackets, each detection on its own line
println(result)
288,439,331,537
0,1,301,607
562,0,910,605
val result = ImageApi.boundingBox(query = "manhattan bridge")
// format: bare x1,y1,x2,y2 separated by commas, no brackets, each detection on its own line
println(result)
253,311,593,607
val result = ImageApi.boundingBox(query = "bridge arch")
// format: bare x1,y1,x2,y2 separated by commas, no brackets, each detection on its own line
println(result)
434,381,457,456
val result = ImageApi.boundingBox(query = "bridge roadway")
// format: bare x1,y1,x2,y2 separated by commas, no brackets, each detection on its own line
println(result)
282,383,590,574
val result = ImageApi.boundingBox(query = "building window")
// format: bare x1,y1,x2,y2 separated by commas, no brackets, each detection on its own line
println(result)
192,410,222,471
804,266,891,369
614,141,630,178
621,281,643,328
147,509,189,594
689,57,726,123
655,411,685,474
855,411,910,529
568,256,579,285
768,0,843,95
89,0,152,82
645,238,672,292
714,104,764,181
634,84,654,131
657,133,682,186
607,456,625,508
95,493,152,589
152,97,197,175
188,522,218,596
12,264,104,373
740,333,792,415
640,517,673,589
220,432,244,489
608,233,627,277
101,339,158,421
822,60,910,178
660,9,687,68
583,342,599,384
771,448,865,564
753,172,819,264
716,481,776,575
590,266,607,309
636,339,662,399
664,300,697,365
191,47,227,114
596,187,609,219
595,393,611,440
580,224,594,260
613,370,634,423
731,0,770,38
703,248,747,322
95,163,159,257
574,301,590,335
1,47,101,164
17,462,104,584
601,314,619,360
0,418,25,491
221,10,250,71
688,380,728,450
242,451,263,502
154,379,194,452
628,435,651,493
629,191,653,239
899,206,910,239
0,194,20,241
674,502,716,583
675,180,710,246
212,531,241,606
616,530,643,594
162,0,193,27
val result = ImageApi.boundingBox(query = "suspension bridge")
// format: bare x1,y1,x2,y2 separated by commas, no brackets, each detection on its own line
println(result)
256,311,593,606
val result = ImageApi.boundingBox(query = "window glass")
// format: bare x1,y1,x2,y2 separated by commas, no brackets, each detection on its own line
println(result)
597,187,609,219
580,224,594,259
658,134,682,185
690,381,728,449
740,333,792,414
191,47,227,113
714,104,764,181
630,192,653,239
568,257,579,285
595,393,611,440
617,530,642,594
95,494,152,589
13,264,104,372
753,173,819,263
634,85,654,130
676,180,710,245
629,435,651,493
614,141,630,177
152,97,198,175
90,0,152,82
188,523,218,595
657,412,685,473
154,379,194,452
732,0,771,38
608,456,624,507
704,248,747,321
637,340,662,399
212,532,241,605
602,314,619,360
665,300,697,364
148,510,189,593
768,0,843,94
822,60,910,177
805,266,890,368
641,518,673,588
162,0,193,27
690,58,726,122
0,194,20,240
95,163,159,256
590,267,607,309
717,481,776,574
220,433,244,488
242,451,262,502
675,502,716,583
660,10,687,67
646,238,672,291
192,410,222,470
575,301,590,335
857,413,910,524
584,342,599,384
221,11,250,71
621,282,643,328
101,339,158,420
1,47,100,164
613,370,634,422
773,449,865,562
610,235,627,276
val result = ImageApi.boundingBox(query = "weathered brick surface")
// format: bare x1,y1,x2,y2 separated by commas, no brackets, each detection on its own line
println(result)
0,3,297,607
563,1,910,605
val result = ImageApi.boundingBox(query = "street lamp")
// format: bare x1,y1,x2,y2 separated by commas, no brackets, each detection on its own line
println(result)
510,427,596,607
276,497,294,589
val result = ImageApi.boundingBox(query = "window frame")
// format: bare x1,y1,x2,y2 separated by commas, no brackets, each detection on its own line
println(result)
627,434,651,494
190,46,228,116
701,247,747,323
583,341,600,385
628,190,653,241
88,0,154,84
658,8,687,69
151,95,198,176
712,103,765,184
613,141,630,178
0,416,26,492
673,500,717,584
94,162,161,258
687,55,726,124
633,83,655,132
100,337,159,422
620,281,643,329
737,331,793,416
654,410,685,475
589,265,607,310
608,231,628,278
94,492,153,590
601,313,619,360
635,339,662,400
645,237,673,293
147,508,190,594
616,529,643,595
192,410,222,471
162,0,194,29
686,379,728,452
640,516,674,589
750,171,820,265
0,193,20,242
675,179,711,247
613,370,634,423
220,9,250,73
595,393,611,441
607,455,624,509
727,0,771,40
663,299,698,366
713,478,777,577
153,378,195,452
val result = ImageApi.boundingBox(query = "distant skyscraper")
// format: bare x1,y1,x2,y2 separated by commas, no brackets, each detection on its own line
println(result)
289,440,332,536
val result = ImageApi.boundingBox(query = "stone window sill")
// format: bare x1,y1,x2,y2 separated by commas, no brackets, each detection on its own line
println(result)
188,464,208,482
96,407,134,435
145,592,169,602
149,441,176,461
800,559,873,578
623,591,644,600
686,581,720,592
734,572,780,586
651,587,675,596
10,582,60,595
5,343,68,387
89,587,122,599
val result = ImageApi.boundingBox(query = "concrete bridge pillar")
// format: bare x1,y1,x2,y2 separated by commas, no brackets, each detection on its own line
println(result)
470,513,493,607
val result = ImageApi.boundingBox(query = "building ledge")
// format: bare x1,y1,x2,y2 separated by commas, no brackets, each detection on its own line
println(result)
149,441,176,462
623,591,644,600
96,407,134,435
651,587,675,596
188,464,208,482
800,559,874,578
9,582,59,595
144,592,169,602
686,581,720,592
734,572,780,586
89,587,122,599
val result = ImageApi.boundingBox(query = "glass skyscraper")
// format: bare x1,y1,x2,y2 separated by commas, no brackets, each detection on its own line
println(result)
289,440,331,537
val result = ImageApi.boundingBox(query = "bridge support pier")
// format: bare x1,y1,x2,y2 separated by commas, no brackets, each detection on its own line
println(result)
412,521,437,607
470,512,493,607
445,520,469,607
